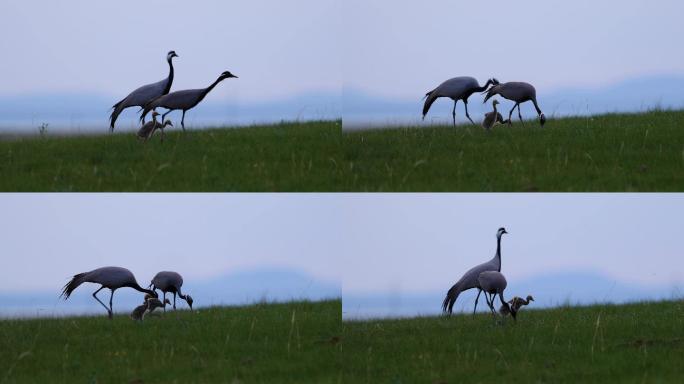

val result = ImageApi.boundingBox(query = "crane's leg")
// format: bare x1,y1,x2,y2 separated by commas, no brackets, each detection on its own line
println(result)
508,104,517,126
452,101,457,127
92,286,111,317
181,111,186,132
463,100,475,125
163,292,167,313
517,104,525,127
473,289,482,315
109,289,115,319
162,110,172,122
173,292,177,310
499,293,515,320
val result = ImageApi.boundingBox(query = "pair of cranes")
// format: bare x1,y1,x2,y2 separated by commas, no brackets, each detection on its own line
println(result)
442,227,533,319
422,76,546,129
109,50,238,136
60,266,193,319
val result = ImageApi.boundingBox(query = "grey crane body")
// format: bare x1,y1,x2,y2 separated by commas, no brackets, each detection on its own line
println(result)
423,77,499,126
110,51,178,131
478,271,514,318
141,70,238,131
483,81,546,127
442,227,508,315
150,271,193,310
61,266,157,319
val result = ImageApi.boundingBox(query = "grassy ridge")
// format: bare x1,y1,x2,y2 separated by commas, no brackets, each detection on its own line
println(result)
343,111,684,191
0,300,341,384
0,121,341,191
341,300,684,383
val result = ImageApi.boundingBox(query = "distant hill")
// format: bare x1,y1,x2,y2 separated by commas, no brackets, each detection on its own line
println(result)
0,91,340,132
343,270,681,319
0,268,340,318
343,75,684,127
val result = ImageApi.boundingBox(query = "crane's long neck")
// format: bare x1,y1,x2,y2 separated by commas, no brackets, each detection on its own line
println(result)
199,77,225,101
130,282,156,296
164,58,175,95
492,103,498,114
475,79,493,93
532,98,542,116
495,234,502,271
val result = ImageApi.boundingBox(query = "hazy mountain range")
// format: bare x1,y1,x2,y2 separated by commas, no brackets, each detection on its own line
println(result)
0,91,341,133
0,268,340,318
343,270,682,320
343,75,684,128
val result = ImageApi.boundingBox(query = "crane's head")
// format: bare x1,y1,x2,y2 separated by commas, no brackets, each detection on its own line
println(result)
151,111,160,118
539,113,546,127
497,227,508,238
185,294,194,310
526,295,535,302
492,99,499,107
490,78,500,86
167,51,179,61
219,71,238,80
163,120,174,127
163,298,171,306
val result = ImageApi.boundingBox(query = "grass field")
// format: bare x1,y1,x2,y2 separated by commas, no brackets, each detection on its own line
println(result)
341,300,684,383
0,121,341,191
0,299,341,384
343,110,684,191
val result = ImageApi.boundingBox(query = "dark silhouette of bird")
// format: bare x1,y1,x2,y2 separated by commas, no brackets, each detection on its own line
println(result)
141,70,238,131
423,77,499,126
110,51,178,131
149,271,193,311
61,266,157,319
483,81,546,127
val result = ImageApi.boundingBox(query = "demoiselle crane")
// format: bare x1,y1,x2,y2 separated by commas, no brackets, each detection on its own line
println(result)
141,70,238,131
422,77,499,126
60,266,157,319
110,50,178,131
442,227,508,315
149,271,193,311
483,81,546,127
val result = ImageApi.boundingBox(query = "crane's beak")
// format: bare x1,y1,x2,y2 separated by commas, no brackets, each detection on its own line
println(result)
230,74,238,79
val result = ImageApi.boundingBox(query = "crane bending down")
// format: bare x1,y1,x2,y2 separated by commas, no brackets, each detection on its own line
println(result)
140,70,238,131
110,50,178,131
149,271,193,311
422,77,499,126
483,81,546,127
60,266,157,319
442,227,508,315
477,271,515,319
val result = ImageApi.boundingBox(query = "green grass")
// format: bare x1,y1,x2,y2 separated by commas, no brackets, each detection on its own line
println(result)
0,121,342,191
0,299,341,384
342,300,684,383
343,110,684,191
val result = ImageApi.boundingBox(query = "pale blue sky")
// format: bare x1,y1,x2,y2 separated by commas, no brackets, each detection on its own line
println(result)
343,0,684,99
0,194,341,293
339,194,684,294
0,1,341,102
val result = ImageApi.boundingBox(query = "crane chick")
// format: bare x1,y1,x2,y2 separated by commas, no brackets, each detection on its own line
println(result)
481,99,509,131
137,111,173,142
499,295,534,317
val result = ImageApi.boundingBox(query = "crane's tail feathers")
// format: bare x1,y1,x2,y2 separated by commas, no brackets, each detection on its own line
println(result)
442,282,461,314
422,90,439,119
109,103,125,131
60,272,87,300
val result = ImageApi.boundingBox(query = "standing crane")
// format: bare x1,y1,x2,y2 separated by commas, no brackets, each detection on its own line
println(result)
110,50,179,131
60,266,157,319
140,70,238,131
477,271,514,319
149,271,193,311
442,227,508,315
483,81,546,127
422,77,499,126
